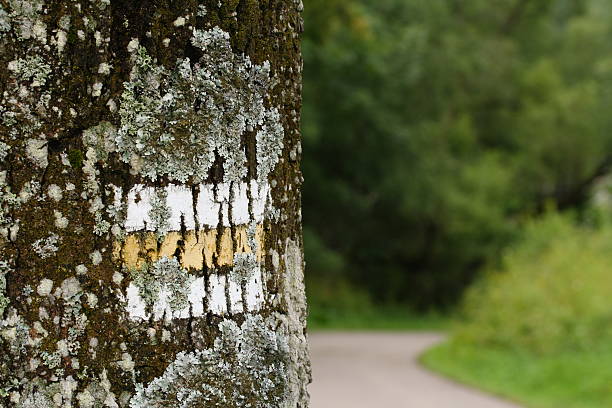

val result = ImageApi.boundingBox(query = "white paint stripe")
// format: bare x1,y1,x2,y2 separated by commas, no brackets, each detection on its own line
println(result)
195,184,219,227
125,272,265,321
126,284,147,319
166,184,196,230
228,278,243,313
245,267,265,311
126,277,206,322
217,182,231,226
123,180,270,321
208,274,227,315
178,277,206,319
251,179,269,222
231,182,250,225
125,181,270,232
151,288,172,321
125,184,153,231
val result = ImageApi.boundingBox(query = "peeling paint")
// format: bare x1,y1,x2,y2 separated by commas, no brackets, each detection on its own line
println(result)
124,181,270,231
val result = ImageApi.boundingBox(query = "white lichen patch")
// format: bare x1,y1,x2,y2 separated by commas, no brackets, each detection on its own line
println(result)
0,141,10,161
92,82,103,97
230,253,258,285
82,122,117,160
75,264,88,275
7,55,52,87
80,125,127,236
31,19,46,42
117,352,135,372
126,257,198,321
0,6,10,36
255,108,285,182
148,188,171,238
6,0,45,41
60,277,82,301
56,30,67,53
58,14,70,31
17,389,54,408
0,261,10,316
25,138,48,168
112,271,123,285
281,238,310,404
0,180,21,241
54,14,70,53
113,27,284,182
54,210,69,229
76,389,96,407
86,293,98,308
90,250,102,265
32,234,60,258
72,370,118,408
172,16,185,27
36,278,53,297
98,62,111,75
47,184,63,201
94,30,103,47
129,315,290,408
127,37,139,53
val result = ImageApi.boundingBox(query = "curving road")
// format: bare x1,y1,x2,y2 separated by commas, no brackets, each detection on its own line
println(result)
309,332,522,408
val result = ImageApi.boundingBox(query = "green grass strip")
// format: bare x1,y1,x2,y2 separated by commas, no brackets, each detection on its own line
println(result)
421,340,612,408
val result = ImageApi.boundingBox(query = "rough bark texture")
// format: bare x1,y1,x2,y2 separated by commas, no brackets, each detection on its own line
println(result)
0,0,309,406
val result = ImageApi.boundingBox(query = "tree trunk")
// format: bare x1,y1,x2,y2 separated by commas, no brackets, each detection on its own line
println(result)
0,0,309,406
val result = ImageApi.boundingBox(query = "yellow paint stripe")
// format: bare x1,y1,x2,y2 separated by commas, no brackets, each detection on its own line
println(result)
114,225,265,270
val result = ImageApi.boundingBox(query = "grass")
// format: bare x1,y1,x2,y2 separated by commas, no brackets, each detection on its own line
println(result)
421,340,612,408
307,305,449,331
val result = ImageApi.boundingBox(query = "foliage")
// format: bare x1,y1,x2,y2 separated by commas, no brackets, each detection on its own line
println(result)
302,0,612,308
455,212,612,354
309,304,449,331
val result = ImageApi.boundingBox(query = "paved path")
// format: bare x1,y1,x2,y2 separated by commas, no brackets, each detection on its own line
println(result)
309,332,522,408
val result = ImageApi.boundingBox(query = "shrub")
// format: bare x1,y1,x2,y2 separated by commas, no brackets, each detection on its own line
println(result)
456,211,612,354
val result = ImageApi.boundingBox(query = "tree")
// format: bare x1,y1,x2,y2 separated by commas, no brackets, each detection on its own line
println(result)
302,0,612,310
0,0,309,406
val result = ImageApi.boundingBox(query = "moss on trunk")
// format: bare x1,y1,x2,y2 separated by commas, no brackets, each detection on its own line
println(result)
0,0,309,406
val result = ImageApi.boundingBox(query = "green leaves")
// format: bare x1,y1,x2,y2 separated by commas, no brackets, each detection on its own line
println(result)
302,0,612,308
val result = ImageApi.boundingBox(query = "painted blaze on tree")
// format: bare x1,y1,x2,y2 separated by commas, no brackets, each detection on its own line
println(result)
0,0,309,407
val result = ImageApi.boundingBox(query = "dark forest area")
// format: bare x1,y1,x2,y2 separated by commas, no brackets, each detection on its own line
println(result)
302,0,612,313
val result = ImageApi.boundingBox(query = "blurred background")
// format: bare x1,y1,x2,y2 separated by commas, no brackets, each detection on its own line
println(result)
302,0,612,406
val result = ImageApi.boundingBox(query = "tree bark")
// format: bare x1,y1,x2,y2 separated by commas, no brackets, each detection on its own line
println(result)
0,0,309,406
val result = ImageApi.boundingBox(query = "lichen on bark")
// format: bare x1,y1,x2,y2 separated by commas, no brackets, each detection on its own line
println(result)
115,27,284,183
0,0,308,406
130,315,290,408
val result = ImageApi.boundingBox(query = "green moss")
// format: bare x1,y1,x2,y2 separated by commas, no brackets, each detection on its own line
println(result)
67,30,78,44
68,149,84,168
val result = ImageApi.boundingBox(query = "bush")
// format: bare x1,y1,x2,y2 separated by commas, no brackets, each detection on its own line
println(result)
456,211,612,354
